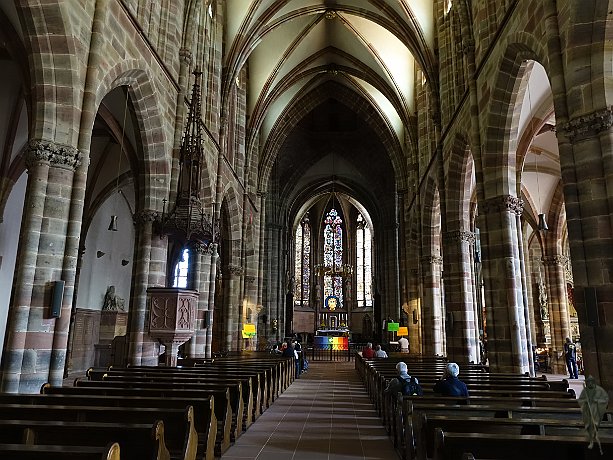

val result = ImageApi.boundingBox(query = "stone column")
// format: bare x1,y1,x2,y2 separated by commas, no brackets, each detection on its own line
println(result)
407,268,422,354
256,192,266,314
127,210,166,366
479,195,530,374
443,230,478,363
557,108,613,392
267,223,283,340
184,242,211,358
1,140,81,393
204,243,218,358
542,254,571,373
420,255,444,355
223,264,243,351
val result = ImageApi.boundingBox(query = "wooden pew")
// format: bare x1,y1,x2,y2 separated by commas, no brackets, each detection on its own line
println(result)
116,365,270,417
395,397,584,459
59,382,233,455
102,369,254,436
416,414,613,460
0,442,121,460
82,376,245,438
103,367,260,427
2,391,216,460
0,403,195,460
433,429,613,460
0,419,167,460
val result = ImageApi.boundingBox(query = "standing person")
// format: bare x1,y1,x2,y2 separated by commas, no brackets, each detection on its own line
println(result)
362,342,375,359
433,362,469,397
398,335,409,353
294,340,303,376
564,337,579,379
374,344,388,358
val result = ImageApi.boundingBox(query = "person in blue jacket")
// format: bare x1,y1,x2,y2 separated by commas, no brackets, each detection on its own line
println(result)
433,362,469,397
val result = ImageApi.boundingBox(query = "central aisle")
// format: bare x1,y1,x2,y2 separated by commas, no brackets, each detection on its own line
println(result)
222,360,399,460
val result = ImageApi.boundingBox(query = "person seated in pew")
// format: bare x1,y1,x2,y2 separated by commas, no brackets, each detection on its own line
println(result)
433,362,469,397
384,361,423,396
362,342,375,359
374,344,388,358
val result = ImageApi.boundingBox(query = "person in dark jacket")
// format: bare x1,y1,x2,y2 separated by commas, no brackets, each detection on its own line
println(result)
282,340,299,379
433,362,469,397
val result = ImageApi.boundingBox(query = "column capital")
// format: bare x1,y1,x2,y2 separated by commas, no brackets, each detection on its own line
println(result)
179,47,192,65
542,254,569,266
192,242,209,255
443,230,476,244
133,209,160,226
224,264,244,276
245,276,256,284
481,195,523,216
558,107,613,142
25,139,81,171
462,39,475,55
420,255,443,266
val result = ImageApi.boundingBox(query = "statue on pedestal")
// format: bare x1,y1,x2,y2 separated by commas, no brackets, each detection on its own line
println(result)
103,286,125,311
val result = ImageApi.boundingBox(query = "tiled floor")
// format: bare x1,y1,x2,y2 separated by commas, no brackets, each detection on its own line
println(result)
221,361,399,460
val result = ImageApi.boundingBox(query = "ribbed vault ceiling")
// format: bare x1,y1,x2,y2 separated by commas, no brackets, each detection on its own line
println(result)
223,0,435,214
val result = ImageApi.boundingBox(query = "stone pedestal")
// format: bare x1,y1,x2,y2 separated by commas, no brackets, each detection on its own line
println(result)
147,287,197,366
95,310,128,367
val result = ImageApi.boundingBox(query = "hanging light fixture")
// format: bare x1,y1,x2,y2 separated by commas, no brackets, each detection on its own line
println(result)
108,215,118,231
157,68,218,247
526,77,548,232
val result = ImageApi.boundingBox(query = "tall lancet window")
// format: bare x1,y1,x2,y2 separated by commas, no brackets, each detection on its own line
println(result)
294,214,311,306
173,248,191,288
323,208,343,306
356,214,373,306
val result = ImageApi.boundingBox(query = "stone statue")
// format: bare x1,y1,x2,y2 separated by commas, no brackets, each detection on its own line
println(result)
578,375,610,454
538,272,549,320
102,285,125,311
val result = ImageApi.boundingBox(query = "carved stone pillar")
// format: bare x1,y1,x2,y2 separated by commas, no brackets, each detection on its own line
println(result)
443,230,478,363
479,195,530,374
184,242,211,358
542,254,571,373
420,255,444,356
558,108,613,392
407,268,421,354
224,263,244,351
127,209,166,366
204,243,218,358
1,140,81,393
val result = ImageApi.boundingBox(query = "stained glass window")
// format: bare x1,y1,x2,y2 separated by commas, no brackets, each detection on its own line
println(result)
173,248,190,288
323,208,343,306
294,215,311,306
356,214,373,306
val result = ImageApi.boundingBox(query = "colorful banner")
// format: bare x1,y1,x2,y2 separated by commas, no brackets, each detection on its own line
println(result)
242,323,256,338
314,336,348,350
387,322,399,332
397,326,408,336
